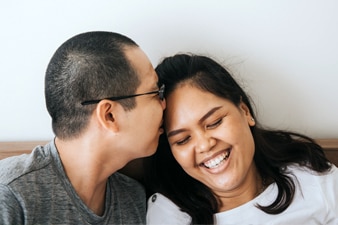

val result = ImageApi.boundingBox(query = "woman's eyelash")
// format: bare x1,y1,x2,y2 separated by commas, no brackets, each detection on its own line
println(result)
206,118,223,129
173,117,225,146
176,136,191,145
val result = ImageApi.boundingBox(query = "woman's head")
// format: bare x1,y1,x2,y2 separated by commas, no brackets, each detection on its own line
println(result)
156,54,255,118
156,54,260,199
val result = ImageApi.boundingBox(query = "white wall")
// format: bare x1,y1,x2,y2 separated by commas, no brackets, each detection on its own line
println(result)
0,0,337,141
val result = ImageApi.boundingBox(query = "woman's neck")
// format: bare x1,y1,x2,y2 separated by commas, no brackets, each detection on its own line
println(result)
216,164,265,212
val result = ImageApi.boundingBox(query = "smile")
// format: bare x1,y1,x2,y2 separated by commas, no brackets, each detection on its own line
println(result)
202,150,231,169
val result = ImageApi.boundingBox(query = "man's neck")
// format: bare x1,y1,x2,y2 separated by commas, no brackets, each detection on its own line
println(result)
54,137,119,215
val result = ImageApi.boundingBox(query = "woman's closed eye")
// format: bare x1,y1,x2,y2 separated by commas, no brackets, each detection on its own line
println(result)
175,136,191,146
206,117,223,129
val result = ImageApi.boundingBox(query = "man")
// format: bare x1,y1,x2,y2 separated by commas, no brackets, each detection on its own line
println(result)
0,31,166,224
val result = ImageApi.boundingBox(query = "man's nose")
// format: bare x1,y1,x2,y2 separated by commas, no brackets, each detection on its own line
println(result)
161,98,166,110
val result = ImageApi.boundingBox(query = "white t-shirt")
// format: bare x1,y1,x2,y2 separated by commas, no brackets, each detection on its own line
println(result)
147,165,338,225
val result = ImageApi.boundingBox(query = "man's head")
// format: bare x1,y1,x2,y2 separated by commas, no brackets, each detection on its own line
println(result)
45,32,165,152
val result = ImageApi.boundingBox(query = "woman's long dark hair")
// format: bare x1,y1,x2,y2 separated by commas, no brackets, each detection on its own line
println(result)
144,54,331,225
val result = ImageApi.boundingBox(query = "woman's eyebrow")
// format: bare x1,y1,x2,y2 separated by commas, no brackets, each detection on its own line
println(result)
167,128,187,138
167,106,223,138
198,106,222,124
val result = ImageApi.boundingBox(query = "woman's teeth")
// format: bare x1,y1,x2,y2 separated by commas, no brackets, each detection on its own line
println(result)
203,150,230,169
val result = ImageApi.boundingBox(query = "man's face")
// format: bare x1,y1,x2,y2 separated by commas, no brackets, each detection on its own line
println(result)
122,47,166,158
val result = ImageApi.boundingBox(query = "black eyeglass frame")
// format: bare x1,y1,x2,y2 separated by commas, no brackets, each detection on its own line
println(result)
81,84,165,105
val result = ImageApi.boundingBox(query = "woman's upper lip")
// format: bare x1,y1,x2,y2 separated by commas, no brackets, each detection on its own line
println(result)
199,148,231,166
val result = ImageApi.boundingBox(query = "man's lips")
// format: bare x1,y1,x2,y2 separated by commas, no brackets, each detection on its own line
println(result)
159,120,164,134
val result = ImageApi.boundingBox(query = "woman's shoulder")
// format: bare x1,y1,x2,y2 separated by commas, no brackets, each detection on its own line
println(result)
286,164,338,179
286,164,338,198
146,193,191,225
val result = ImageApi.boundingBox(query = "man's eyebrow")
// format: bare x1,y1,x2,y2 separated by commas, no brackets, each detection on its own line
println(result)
166,106,223,138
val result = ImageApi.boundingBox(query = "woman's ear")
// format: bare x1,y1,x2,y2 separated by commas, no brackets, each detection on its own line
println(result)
96,100,120,132
239,102,255,126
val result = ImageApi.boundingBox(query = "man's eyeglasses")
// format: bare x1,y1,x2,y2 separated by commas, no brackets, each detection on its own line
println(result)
81,84,165,106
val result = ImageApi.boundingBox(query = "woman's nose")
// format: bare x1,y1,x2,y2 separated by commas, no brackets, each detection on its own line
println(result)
195,132,216,153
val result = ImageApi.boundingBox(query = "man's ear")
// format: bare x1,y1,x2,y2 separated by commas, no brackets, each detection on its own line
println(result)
96,100,120,132
239,102,255,126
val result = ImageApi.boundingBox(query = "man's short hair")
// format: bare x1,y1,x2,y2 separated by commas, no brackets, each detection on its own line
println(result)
45,31,140,140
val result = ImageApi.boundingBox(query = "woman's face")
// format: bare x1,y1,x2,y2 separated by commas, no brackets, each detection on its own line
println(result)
165,84,257,196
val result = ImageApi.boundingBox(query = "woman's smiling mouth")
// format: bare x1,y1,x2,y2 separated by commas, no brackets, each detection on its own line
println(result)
201,149,231,169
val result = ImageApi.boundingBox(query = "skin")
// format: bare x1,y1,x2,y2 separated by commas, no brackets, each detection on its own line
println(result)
121,46,166,159
165,83,263,211
55,46,166,215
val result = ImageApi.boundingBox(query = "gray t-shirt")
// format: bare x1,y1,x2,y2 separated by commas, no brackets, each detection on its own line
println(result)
0,141,146,225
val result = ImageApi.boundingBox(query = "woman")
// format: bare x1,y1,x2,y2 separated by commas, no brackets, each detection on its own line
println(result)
145,54,338,224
